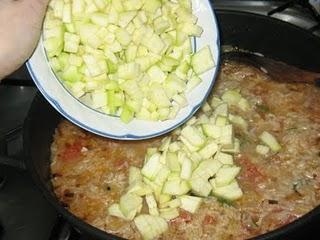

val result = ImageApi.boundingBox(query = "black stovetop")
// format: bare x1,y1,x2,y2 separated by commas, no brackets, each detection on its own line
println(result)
0,86,91,240
1,1,320,240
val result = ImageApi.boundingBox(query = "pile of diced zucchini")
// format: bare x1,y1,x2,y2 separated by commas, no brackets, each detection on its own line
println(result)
43,0,215,123
107,89,260,240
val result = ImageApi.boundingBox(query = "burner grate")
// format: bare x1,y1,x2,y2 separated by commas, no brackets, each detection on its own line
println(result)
268,0,320,28
0,97,86,240
214,0,320,37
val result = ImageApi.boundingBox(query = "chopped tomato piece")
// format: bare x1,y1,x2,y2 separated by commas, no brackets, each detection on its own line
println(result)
237,155,265,183
180,210,192,223
59,141,83,162
280,214,298,226
114,159,129,170
241,212,260,234
203,215,216,225
171,210,192,224
270,206,284,214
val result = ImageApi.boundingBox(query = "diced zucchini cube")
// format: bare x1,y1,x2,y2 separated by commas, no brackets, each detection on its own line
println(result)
147,65,166,83
116,28,132,46
186,74,202,92
143,0,161,13
129,166,142,184
259,131,281,152
62,3,72,23
127,181,153,196
213,103,229,117
90,13,108,26
229,114,248,131
119,11,137,28
192,159,222,180
215,166,241,187
141,34,166,54
166,152,180,172
256,145,270,155
162,179,190,196
119,193,143,220
154,166,170,186
180,156,192,180
62,65,82,82
221,90,242,106
146,194,159,216
118,63,141,80
238,97,250,111
150,86,171,108
189,177,212,197
220,125,234,149
202,124,221,139
215,115,228,127
179,136,200,152
71,0,85,16
53,0,64,19
91,90,107,109
159,208,180,221
108,203,128,220
211,180,243,201
221,138,240,154
198,141,218,159
179,195,202,213
180,22,203,37
44,37,63,57
49,57,62,72
82,54,104,76
210,96,223,108
160,194,172,206
134,214,168,240
160,198,181,209
172,94,188,107
214,152,234,165
191,46,215,75
141,153,163,180
181,126,206,147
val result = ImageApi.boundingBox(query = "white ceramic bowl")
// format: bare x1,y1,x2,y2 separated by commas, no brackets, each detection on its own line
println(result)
27,0,220,140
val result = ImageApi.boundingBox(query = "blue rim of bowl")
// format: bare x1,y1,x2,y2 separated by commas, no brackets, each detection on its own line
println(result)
26,0,221,140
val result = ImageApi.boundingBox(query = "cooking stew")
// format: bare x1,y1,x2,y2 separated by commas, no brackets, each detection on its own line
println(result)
50,61,320,240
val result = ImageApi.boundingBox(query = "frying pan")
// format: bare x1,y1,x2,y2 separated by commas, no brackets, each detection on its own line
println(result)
1,10,320,240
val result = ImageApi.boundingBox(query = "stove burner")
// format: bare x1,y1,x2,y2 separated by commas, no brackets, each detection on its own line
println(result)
214,0,320,37
268,0,320,27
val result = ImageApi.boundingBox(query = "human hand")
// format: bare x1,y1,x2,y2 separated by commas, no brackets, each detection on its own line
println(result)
0,0,50,79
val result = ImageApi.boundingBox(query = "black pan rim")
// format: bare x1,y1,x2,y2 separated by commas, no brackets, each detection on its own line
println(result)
23,96,124,240
23,10,320,240
215,9,320,46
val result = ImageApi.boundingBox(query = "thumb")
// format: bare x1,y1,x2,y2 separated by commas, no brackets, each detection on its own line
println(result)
30,0,51,16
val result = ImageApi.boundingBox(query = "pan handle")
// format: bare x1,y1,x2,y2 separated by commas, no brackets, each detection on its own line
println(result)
0,126,26,170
